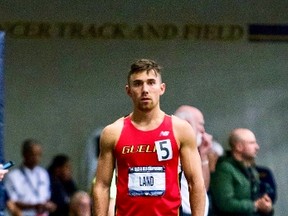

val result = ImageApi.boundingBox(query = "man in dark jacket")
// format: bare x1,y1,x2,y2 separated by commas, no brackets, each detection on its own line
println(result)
210,128,274,216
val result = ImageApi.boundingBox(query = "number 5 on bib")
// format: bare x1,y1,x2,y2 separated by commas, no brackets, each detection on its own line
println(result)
155,139,173,161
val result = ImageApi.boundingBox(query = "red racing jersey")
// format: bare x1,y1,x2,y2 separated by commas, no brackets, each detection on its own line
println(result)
114,114,181,216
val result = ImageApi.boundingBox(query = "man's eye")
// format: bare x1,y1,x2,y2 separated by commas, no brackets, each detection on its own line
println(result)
148,80,156,85
133,82,141,86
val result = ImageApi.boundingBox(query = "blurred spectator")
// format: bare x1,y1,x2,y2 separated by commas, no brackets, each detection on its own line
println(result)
207,139,224,216
4,138,56,216
69,191,91,216
208,139,224,173
210,128,274,216
47,154,78,216
255,165,277,205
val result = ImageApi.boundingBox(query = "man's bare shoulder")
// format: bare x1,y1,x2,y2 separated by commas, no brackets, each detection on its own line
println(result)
171,115,195,144
101,117,125,141
171,115,191,130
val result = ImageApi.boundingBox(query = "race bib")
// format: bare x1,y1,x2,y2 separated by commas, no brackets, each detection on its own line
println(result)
128,166,166,196
155,139,173,161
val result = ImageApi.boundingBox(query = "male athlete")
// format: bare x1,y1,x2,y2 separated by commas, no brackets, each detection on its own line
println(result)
92,59,206,216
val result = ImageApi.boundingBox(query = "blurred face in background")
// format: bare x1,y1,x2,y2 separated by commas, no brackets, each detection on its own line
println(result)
24,144,42,169
232,128,260,163
239,130,260,161
174,106,207,147
58,161,73,181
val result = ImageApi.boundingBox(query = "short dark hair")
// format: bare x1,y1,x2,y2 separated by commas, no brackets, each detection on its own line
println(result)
21,138,41,156
47,154,70,174
127,59,162,84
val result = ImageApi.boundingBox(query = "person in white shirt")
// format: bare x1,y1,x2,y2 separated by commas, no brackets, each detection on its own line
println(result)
4,139,56,216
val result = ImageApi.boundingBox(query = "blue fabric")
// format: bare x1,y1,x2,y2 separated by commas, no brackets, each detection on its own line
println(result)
0,31,6,212
0,31,5,162
256,165,277,204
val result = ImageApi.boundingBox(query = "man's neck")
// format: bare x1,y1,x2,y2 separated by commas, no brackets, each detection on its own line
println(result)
23,163,36,170
130,109,165,131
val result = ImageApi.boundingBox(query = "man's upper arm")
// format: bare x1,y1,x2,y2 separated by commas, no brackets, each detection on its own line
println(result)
173,117,202,182
95,124,118,188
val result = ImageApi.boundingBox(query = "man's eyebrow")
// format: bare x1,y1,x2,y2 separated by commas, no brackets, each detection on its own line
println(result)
132,78,156,82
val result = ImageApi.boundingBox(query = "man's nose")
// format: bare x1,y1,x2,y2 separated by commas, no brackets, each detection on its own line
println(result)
142,83,149,92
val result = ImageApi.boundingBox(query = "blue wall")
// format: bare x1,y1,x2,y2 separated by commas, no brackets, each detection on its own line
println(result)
0,31,6,213
0,32,4,162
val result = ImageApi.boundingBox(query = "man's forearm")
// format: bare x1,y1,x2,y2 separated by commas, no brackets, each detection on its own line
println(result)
201,156,211,190
92,187,110,216
189,183,206,216
14,202,37,210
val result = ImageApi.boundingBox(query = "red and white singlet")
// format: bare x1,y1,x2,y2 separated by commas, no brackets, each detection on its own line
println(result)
114,115,181,216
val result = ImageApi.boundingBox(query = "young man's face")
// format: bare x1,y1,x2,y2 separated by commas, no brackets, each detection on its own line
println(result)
126,70,165,112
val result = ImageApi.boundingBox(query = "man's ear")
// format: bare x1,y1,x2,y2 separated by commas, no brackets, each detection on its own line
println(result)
126,84,131,97
235,142,244,152
160,83,166,96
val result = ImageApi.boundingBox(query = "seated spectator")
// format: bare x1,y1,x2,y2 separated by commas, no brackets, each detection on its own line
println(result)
69,191,91,216
210,128,274,216
47,154,78,216
4,138,56,216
